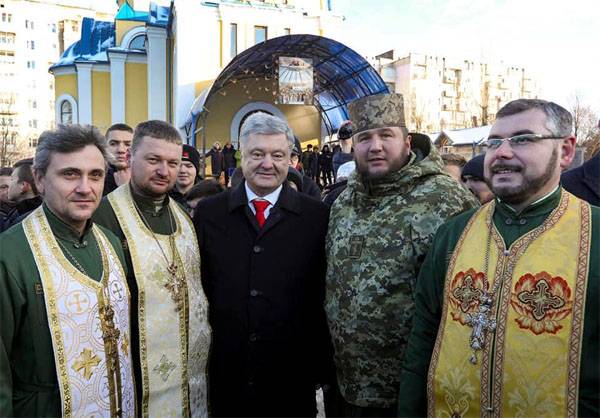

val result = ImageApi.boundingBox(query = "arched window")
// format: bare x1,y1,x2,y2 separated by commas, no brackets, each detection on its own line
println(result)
128,34,147,51
60,100,73,124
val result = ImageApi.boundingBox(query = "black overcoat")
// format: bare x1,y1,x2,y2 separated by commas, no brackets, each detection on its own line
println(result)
561,152,600,207
193,182,332,417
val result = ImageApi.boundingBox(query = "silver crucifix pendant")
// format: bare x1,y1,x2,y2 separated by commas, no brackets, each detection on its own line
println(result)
465,295,496,364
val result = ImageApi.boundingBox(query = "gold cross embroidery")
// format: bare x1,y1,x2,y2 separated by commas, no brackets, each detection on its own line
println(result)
452,276,483,312
72,347,100,380
68,292,89,314
518,279,565,321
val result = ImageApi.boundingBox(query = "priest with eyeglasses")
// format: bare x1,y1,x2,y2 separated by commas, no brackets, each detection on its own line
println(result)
398,99,599,417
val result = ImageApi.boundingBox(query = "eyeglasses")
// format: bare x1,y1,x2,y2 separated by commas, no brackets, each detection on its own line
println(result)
484,134,562,150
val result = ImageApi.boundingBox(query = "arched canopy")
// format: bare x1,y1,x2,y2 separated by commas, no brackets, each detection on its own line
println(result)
188,34,388,139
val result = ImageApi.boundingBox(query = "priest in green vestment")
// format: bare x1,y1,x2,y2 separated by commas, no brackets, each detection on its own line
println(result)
93,120,211,418
0,125,135,417
398,99,599,417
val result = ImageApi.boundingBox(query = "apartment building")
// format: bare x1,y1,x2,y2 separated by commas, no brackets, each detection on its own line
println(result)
373,51,539,134
51,0,348,152
0,0,114,166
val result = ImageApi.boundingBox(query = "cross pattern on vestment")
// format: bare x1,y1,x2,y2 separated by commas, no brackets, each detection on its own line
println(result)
72,347,101,380
165,263,185,311
68,292,89,314
153,354,176,382
517,279,565,321
452,276,482,312
111,282,124,300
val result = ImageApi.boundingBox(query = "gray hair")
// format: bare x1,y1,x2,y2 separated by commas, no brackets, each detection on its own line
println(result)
239,112,295,151
33,124,108,176
496,99,573,137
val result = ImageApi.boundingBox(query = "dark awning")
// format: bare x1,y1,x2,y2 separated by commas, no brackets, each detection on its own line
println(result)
194,34,388,136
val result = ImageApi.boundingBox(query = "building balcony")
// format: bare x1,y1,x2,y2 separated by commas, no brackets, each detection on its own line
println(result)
442,89,456,98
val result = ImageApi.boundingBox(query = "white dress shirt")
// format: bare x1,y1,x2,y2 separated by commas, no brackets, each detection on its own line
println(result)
245,182,283,220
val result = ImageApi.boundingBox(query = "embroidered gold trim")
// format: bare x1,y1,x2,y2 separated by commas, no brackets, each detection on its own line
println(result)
488,192,570,417
566,197,591,416
109,185,190,417
24,207,136,418
427,203,489,417
23,213,74,417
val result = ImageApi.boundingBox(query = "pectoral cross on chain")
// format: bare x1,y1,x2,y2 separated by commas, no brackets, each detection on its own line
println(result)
165,263,185,312
464,296,496,364
101,303,123,416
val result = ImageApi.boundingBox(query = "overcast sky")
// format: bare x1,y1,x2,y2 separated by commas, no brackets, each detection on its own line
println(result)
333,0,600,112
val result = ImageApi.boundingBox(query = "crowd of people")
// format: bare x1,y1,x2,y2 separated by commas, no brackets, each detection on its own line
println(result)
0,93,598,418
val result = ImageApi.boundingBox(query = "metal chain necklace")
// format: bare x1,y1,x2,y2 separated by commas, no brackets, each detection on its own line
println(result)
57,238,98,277
131,197,186,311
464,205,509,365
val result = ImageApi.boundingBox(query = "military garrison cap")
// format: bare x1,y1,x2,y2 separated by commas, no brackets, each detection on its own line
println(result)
348,93,406,137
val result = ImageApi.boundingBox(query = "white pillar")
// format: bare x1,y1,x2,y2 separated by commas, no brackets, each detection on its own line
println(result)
76,62,93,124
146,26,167,121
109,51,127,123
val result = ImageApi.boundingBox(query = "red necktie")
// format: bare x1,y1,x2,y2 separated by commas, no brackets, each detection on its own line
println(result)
252,199,270,228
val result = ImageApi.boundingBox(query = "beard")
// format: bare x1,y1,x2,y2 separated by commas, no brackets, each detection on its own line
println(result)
356,153,408,180
486,146,558,205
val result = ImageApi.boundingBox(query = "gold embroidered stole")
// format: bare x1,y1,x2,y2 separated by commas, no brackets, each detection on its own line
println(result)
108,185,210,418
23,207,135,418
428,192,591,418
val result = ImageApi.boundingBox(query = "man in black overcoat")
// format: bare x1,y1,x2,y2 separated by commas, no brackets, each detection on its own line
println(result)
193,112,332,417
561,151,600,206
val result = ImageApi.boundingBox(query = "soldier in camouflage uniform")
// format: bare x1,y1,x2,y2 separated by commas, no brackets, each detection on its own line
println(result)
325,92,478,416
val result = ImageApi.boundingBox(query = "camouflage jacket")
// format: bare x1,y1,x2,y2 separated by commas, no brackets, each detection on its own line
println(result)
325,138,478,407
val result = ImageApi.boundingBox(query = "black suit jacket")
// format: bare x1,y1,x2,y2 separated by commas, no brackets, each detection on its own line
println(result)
562,152,600,206
193,182,332,417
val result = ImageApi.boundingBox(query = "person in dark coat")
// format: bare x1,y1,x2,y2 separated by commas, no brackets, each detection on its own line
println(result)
309,145,319,183
561,151,600,206
0,167,15,223
103,123,133,196
222,142,237,185
170,144,202,212
193,112,332,417
332,121,354,178
0,158,42,232
318,144,334,186
205,141,225,180
290,142,321,200
301,144,314,178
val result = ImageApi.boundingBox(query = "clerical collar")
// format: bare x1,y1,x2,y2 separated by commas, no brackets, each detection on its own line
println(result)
497,185,560,214
496,186,561,219
244,182,282,207
129,184,170,215
43,203,93,246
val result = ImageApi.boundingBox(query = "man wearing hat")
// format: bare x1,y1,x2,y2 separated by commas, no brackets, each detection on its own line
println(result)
170,144,201,210
332,120,354,176
325,93,478,415
461,154,495,204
